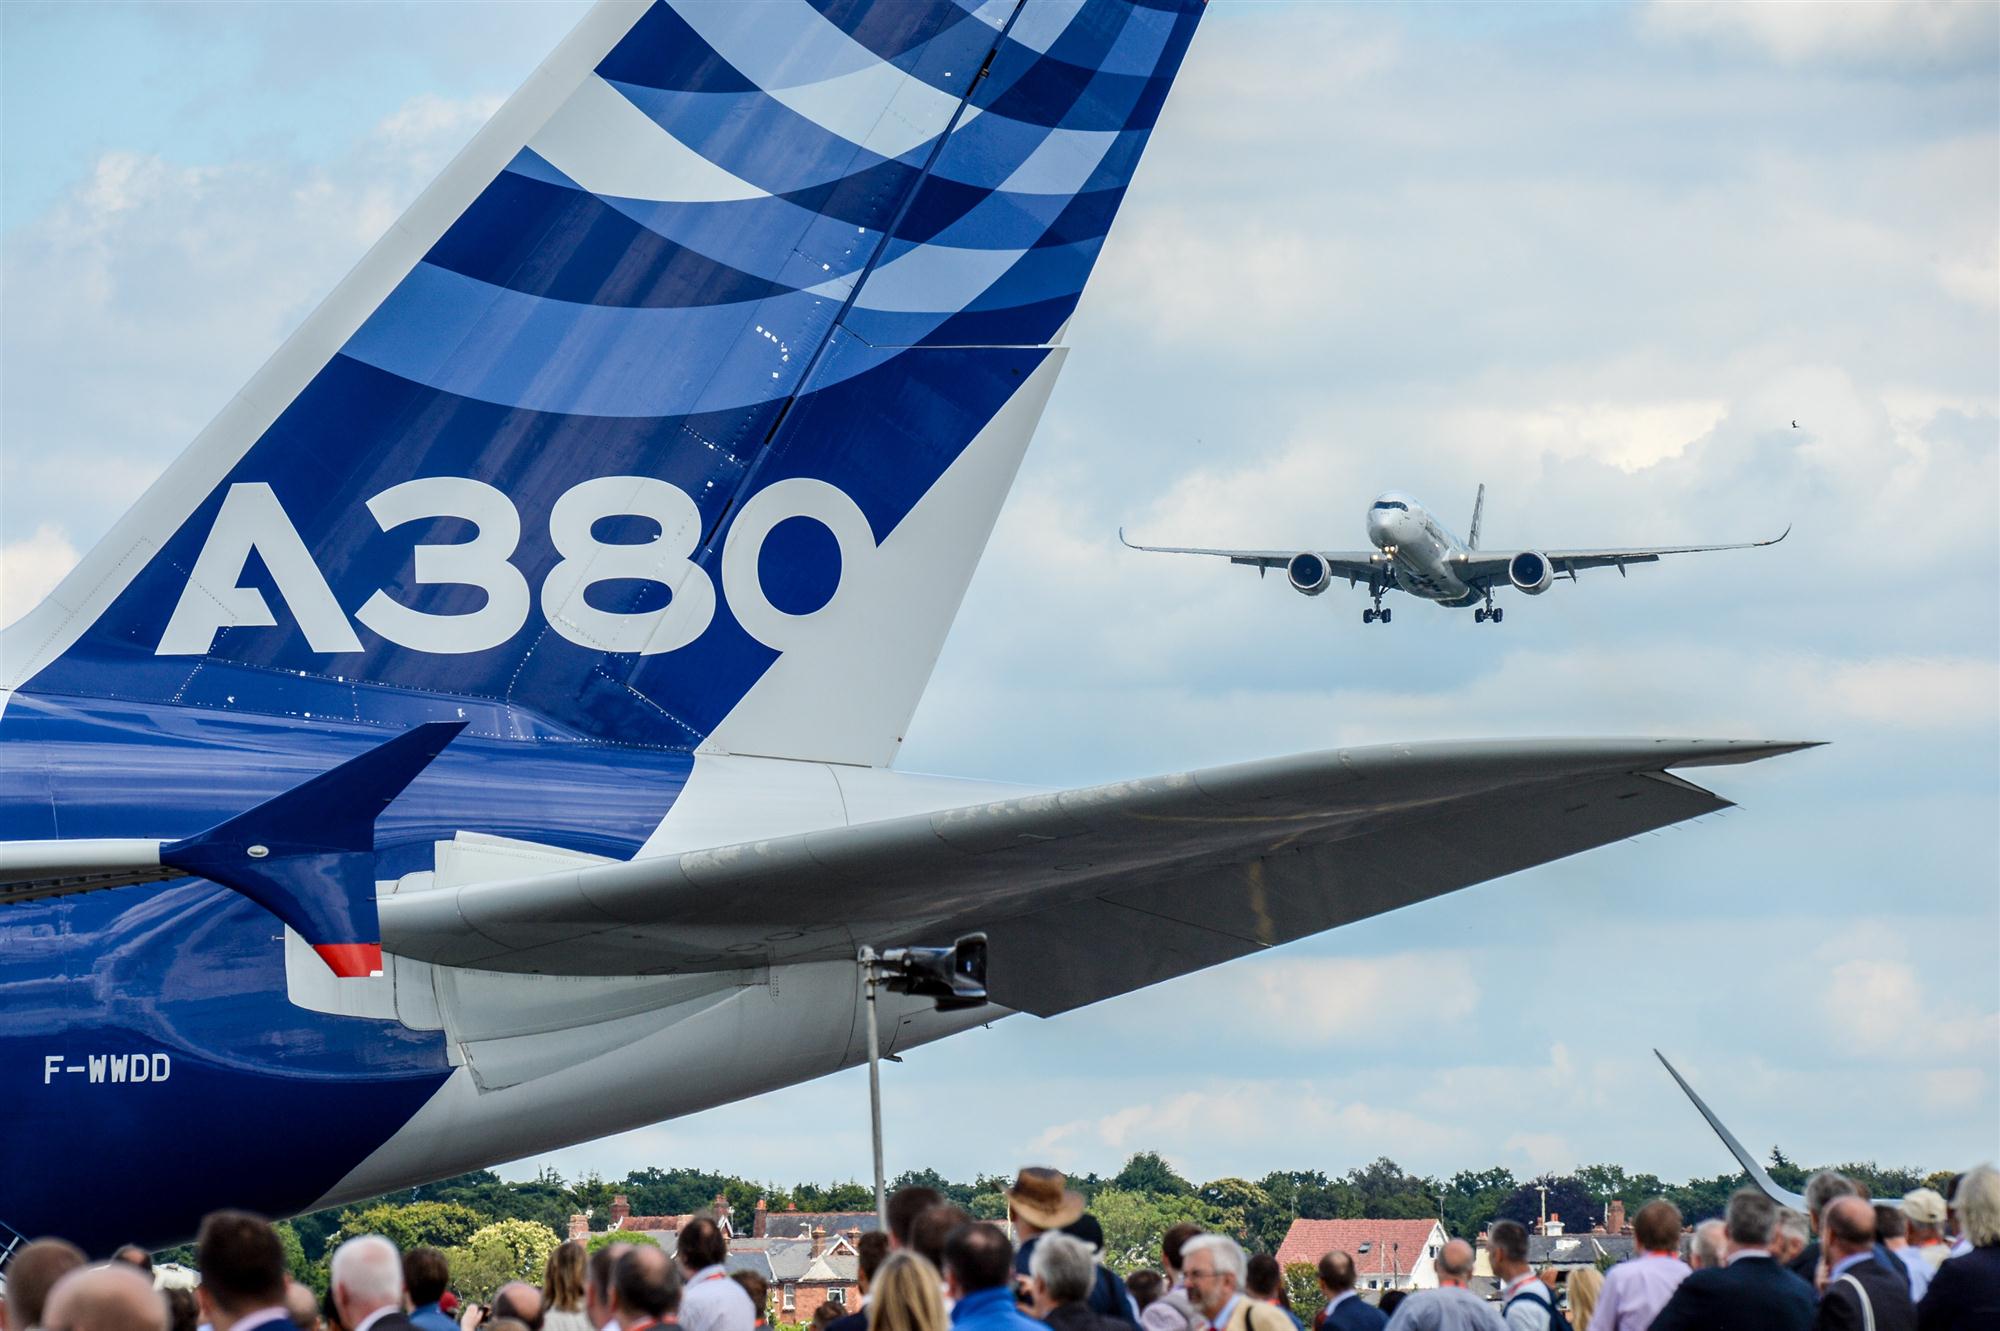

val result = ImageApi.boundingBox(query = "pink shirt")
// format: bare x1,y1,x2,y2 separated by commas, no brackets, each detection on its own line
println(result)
1591,1253,1692,1331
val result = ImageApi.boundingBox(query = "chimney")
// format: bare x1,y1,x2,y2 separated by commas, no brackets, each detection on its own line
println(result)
1607,1200,1626,1236
570,1214,589,1241
611,1195,631,1228
1547,1213,1564,1237
755,1198,769,1239
844,1227,861,1247
811,1225,826,1258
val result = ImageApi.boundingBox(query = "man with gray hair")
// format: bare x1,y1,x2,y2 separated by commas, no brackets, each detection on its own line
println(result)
1178,1236,1287,1331
1918,1162,2000,1328
1686,1221,1727,1273
1030,1234,1126,1331
1773,1211,1811,1269
330,1237,416,1331
41,1265,166,1331
1790,1172,1861,1285
1383,1240,1502,1331
1651,1189,1814,1331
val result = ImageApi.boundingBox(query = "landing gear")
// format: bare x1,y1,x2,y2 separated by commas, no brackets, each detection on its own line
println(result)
1363,590,1390,624
1475,591,1502,624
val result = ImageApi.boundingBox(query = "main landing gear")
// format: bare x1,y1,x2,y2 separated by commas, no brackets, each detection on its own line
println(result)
1473,591,1503,624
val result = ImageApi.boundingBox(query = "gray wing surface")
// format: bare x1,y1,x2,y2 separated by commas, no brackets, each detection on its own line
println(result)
1459,528,1790,583
1117,530,1383,582
380,738,1813,1014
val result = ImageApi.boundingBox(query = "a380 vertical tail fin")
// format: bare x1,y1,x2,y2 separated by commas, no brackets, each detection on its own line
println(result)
1469,483,1486,550
1,0,1206,768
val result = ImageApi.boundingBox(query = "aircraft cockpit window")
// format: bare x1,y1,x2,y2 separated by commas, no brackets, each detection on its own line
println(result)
1371,501,1408,512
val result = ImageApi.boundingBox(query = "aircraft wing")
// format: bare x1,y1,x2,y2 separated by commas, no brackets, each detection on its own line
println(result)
1118,530,1384,581
378,737,1813,1014
1459,528,1789,582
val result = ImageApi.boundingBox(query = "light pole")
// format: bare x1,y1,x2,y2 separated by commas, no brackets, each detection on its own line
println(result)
860,945,888,1228
857,935,989,1232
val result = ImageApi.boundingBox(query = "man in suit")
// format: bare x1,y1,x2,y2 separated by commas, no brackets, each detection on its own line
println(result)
1815,1197,1914,1331
1652,1189,1817,1331
1315,1252,1386,1331
331,1236,418,1331
200,1212,300,1331
1919,1163,2000,1330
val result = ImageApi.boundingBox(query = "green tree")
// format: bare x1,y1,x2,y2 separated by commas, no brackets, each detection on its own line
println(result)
1089,1188,1217,1274
330,1202,486,1254
584,1231,661,1256
1441,1168,1515,1240
1343,1160,1434,1220
1112,1153,1194,1197
1194,1178,1272,1247
1282,1263,1324,1328
448,1220,561,1301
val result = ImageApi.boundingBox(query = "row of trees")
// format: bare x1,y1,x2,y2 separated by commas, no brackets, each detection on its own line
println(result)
182,1150,1948,1297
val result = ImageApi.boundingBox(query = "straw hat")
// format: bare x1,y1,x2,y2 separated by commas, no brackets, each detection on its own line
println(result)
1900,1188,1948,1227
1005,1167,1086,1230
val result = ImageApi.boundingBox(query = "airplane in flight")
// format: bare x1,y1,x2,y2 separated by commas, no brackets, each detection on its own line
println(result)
0,0,1808,1251
1122,486,1787,623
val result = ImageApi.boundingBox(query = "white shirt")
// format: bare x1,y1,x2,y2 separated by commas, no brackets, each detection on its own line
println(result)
679,1265,755,1331
229,1308,294,1331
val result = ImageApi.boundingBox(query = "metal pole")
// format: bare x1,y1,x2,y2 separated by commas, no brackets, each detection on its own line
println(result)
861,946,887,1230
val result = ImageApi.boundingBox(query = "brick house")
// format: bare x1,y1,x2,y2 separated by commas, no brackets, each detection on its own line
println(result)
566,1196,867,1322
1275,1219,1450,1294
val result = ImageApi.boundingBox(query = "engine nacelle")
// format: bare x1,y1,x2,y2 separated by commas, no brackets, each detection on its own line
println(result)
1286,552,1331,596
1508,550,1553,595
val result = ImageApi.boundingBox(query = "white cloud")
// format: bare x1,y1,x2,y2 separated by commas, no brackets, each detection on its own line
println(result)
1639,1,2000,69
1824,958,2000,1061
0,523,78,629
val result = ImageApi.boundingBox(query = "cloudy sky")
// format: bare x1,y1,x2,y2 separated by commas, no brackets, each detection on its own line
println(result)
4,1,1995,1194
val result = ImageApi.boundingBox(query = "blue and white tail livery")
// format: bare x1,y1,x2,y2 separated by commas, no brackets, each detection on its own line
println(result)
2,0,1812,1255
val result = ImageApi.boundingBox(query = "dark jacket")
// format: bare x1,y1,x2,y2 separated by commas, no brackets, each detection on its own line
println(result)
1817,1258,1916,1331
1319,1294,1388,1331
824,1313,869,1331
1047,1301,1135,1331
1917,1246,2000,1331
1651,1254,1817,1331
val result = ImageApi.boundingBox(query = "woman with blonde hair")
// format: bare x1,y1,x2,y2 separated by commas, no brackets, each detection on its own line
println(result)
1564,1266,1603,1331
543,1241,593,1331
866,1253,949,1331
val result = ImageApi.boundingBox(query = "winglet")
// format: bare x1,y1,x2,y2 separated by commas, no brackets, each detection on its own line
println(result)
1654,1049,1808,1209
161,721,466,978
1765,524,1792,546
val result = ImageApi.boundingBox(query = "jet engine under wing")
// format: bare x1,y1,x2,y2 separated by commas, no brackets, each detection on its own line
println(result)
1117,530,1384,580
1459,528,1790,582
380,738,1813,1012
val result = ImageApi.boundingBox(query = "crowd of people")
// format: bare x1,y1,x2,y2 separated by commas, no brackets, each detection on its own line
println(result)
4,1164,1994,1331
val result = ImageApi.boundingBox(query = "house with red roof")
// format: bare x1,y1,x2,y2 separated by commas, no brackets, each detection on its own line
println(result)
1275,1219,1450,1294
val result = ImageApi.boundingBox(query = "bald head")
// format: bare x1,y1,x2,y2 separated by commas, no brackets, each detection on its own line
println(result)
44,1266,167,1331
1823,1196,1877,1264
1434,1240,1475,1285
491,1285,544,1331
4,1238,87,1331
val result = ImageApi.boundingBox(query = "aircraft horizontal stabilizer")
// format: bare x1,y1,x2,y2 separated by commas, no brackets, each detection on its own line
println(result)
381,738,1816,1009
0,721,464,977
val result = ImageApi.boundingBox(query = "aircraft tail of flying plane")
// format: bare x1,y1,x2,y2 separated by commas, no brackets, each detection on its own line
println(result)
0,0,1813,1252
